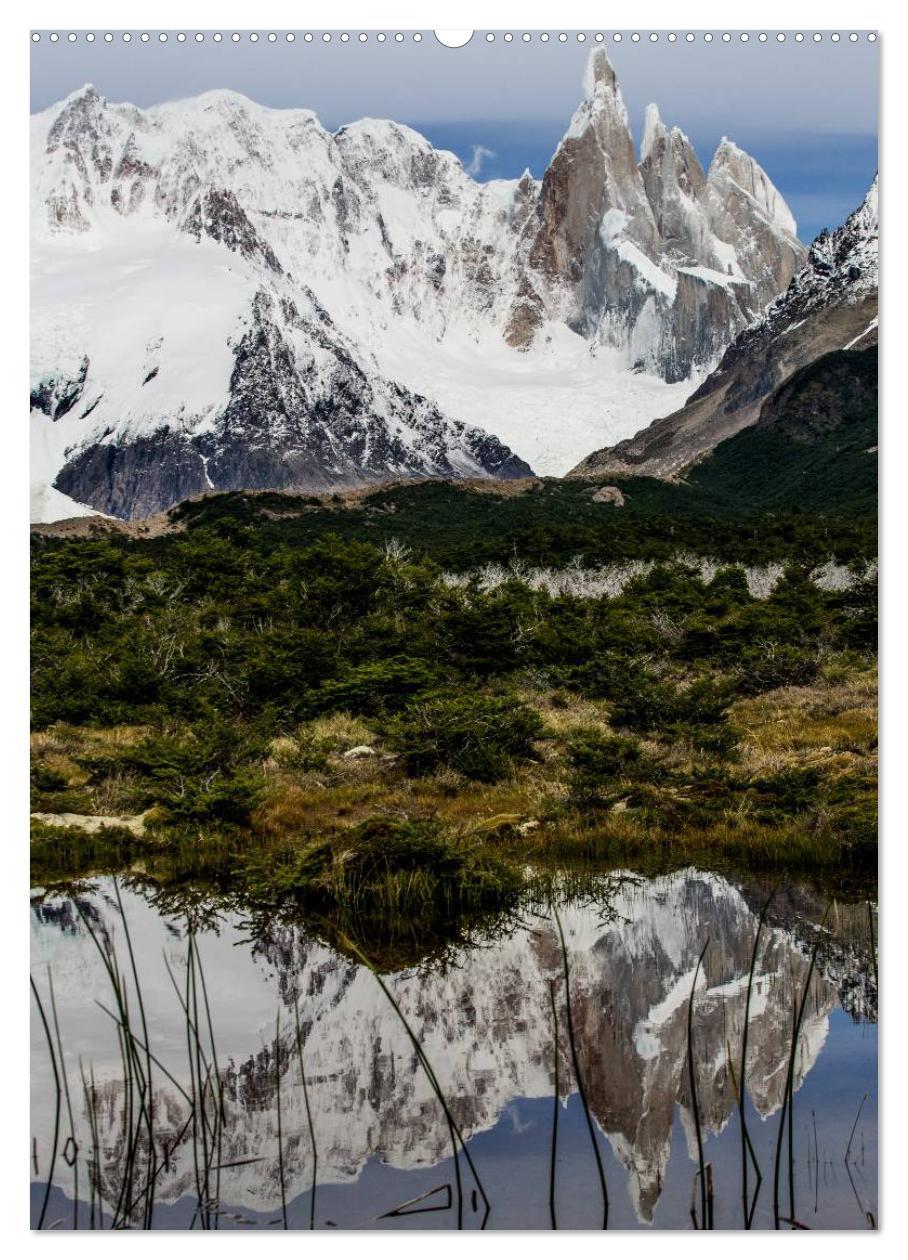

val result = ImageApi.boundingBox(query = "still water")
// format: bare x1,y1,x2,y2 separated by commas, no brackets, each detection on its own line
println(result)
30,869,877,1230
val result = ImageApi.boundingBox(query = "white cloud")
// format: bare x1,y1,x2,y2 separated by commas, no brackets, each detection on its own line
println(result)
465,143,495,177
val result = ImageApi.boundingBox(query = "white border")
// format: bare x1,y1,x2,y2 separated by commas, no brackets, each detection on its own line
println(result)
4,3,901,1253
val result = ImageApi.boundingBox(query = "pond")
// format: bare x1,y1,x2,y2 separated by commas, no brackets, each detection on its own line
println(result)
30,868,877,1230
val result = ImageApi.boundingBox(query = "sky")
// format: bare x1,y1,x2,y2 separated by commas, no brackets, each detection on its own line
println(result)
30,31,879,243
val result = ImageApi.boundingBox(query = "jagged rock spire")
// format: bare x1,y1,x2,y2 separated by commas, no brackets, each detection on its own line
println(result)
526,47,657,288
638,104,710,264
707,136,798,237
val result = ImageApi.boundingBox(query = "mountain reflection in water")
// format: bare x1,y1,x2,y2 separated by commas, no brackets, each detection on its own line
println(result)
30,869,877,1230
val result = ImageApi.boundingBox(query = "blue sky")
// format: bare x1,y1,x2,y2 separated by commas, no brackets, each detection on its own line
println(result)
30,31,878,243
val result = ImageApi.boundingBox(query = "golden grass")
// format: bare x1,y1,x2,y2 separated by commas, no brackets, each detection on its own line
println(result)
36,751,89,788
267,735,300,762
31,723,152,758
531,692,612,739
251,769,552,841
252,783,319,838
31,662,877,881
89,771,143,816
732,668,877,774
301,712,377,749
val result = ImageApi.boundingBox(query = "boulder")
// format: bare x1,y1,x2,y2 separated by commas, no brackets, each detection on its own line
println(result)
591,485,625,506
343,745,377,760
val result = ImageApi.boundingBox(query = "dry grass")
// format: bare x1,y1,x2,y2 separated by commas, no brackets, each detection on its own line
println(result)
35,751,89,788
31,725,154,815
31,723,152,758
267,735,300,763
301,712,378,749
532,692,612,741
253,782,321,838
732,668,877,774
31,663,877,883
251,768,551,842
90,771,143,816
263,714,383,777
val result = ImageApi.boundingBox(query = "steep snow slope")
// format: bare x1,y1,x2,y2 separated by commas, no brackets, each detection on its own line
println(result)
30,51,804,519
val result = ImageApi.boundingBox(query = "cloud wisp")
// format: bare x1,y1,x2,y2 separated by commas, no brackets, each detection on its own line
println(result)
466,143,496,177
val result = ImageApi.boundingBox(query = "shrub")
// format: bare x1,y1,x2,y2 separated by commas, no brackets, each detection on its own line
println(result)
604,672,738,758
306,656,439,717
31,765,70,792
749,766,823,822
566,728,653,806
664,720,739,759
675,678,735,725
384,689,546,782
607,670,731,725
118,721,266,825
831,574,878,652
734,644,820,695
246,817,523,912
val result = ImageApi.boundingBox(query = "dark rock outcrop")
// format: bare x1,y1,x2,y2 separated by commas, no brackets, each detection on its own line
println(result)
54,293,531,516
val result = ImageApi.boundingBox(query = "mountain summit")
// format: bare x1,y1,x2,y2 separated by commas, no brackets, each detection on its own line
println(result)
31,51,805,519
512,50,804,380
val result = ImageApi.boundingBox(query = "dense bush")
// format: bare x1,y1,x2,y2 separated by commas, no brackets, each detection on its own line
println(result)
31,528,875,804
305,656,440,717
748,767,824,823
167,468,876,572
567,729,653,806
258,817,521,907
607,672,734,733
117,722,266,825
30,510,878,887
733,644,821,695
384,689,546,782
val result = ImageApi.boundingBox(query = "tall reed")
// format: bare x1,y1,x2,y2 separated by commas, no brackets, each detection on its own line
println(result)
30,975,61,1230
47,969,79,1229
739,891,773,1227
551,903,609,1229
293,997,318,1230
773,904,831,1229
548,980,559,1230
342,934,490,1229
686,939,710,1230
275,1013,288,1229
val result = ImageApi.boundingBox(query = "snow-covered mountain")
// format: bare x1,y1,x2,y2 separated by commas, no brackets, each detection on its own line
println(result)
571,177,878,480
30,50,805,520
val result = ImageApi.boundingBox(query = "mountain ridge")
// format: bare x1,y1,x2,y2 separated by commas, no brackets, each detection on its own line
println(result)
31,51,805,520
570,177,878,481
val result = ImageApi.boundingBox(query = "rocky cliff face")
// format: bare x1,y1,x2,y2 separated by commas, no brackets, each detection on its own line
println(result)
508,56,804,384
571,178,878,480
31,53,804,519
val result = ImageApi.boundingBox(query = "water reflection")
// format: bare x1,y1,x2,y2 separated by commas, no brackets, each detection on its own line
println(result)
30,869,877,1230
